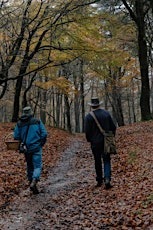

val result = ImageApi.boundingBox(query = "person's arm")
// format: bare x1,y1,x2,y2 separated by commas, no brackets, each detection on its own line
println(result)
39,121,47,146
84,116,91,142
13,124,21,140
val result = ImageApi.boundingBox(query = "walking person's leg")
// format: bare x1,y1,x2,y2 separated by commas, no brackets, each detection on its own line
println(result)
30,149,42,194
32,149,42,180
24,153,33,184
102,153,112,189
91,144,103,186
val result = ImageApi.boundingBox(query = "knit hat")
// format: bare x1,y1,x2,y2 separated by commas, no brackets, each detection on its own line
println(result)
22,106,33,115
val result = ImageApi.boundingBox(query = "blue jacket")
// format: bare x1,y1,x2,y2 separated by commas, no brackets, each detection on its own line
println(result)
85,109,116,144
14,114,47,153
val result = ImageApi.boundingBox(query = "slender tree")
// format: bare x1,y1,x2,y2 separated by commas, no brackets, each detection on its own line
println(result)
0,0,100,122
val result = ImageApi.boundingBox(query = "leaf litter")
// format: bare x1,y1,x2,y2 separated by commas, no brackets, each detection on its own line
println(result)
0,121,152,229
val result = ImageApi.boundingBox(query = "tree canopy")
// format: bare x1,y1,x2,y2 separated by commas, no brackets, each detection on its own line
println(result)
0,0,152,131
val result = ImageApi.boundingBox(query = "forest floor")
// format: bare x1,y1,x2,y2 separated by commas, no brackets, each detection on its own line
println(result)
0,122,153,229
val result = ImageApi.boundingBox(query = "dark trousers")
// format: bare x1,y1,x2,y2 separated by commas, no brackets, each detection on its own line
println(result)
91,143,111,183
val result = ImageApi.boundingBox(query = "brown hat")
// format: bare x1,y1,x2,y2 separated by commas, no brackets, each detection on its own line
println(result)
88,97,102,107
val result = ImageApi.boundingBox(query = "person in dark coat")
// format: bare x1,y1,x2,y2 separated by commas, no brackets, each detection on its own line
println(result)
84,97,116,189
14,106,47,194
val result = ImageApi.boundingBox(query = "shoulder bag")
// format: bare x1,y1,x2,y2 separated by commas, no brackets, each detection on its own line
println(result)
90,111,117,155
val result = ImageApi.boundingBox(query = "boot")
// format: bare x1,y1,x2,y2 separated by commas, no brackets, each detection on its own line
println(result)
105,179,113,189
95,180,103,187
30,179,39,194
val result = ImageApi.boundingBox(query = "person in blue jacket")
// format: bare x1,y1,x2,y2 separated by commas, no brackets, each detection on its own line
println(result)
84,97,116,189
14,106,47,194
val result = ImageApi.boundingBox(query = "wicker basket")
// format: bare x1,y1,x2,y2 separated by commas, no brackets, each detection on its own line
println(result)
5,132,20,150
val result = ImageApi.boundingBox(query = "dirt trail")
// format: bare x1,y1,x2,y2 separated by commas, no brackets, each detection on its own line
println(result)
0,136,92,230
0,132,153,230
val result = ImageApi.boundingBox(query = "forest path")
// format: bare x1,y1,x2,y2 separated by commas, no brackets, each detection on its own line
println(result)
0,135,94,230
0,130,153,230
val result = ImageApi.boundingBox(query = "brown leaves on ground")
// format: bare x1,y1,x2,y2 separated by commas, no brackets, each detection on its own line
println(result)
0,123,72,208
44,121,153,230
0,121,153,229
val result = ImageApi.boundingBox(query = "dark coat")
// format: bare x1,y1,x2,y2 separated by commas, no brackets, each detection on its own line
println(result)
84,108,116,144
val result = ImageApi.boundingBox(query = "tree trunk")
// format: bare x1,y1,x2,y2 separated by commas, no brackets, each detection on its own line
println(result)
80,60,85,133
127,91,132,124
131,79,137,123
136,1,151,120
73,62,80,133
122,0,151,120
40,89,47,124
12,77,23,122
112,88,124,126
64,94,71,132
74,96,80,133
56,92,61,128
